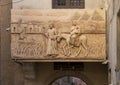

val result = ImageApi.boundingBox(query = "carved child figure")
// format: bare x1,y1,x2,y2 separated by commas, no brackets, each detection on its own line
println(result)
70,23,81,46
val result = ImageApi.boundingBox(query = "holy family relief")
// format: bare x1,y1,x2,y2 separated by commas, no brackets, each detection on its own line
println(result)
11,9,106,61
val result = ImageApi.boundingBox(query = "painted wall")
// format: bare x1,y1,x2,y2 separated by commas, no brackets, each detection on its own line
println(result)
13,0,103,9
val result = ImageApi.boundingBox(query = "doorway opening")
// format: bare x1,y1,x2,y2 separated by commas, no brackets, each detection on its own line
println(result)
50,76,87,85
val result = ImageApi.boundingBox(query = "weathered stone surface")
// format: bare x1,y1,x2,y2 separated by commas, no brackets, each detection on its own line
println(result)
11,9,106,61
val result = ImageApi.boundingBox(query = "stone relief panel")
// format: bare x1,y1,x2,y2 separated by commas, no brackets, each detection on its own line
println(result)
11,9,106,60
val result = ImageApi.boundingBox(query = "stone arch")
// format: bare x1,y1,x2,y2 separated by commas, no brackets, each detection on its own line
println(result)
44,71,94,85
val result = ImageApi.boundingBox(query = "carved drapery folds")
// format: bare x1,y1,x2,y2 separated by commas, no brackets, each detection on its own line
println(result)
11,9,106,61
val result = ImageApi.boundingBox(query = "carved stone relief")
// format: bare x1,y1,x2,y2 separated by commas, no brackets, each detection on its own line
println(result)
11,9,106,60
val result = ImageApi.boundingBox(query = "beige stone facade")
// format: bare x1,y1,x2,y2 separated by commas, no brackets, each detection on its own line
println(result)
3,0,120,85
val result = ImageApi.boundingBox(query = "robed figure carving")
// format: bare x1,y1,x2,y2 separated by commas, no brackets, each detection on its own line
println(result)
46,24,58,56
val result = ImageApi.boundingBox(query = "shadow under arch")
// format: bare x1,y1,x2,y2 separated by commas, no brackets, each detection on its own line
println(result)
44,71,94,85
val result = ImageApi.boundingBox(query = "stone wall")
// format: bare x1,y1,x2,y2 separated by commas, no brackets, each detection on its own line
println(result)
107,0,120,84
0,0,109,85
15,63,108,85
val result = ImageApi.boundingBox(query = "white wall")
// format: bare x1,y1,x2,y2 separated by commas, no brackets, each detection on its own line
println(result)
85,0,101,9
13,0,103,9
13,0,52,9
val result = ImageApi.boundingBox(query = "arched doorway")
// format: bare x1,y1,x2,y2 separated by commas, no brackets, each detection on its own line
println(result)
50,76,87,85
